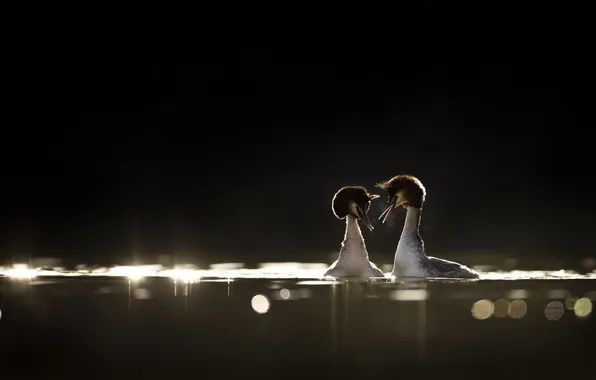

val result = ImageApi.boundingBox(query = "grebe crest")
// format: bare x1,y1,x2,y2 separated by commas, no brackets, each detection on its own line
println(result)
324,186,386,279
376,175,426,223
332,185,379,230
376,175,479,280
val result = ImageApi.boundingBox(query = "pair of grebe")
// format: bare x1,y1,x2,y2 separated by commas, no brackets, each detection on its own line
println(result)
324,175,479,280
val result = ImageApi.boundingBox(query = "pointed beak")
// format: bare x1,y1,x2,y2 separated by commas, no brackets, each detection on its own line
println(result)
379,196,397,223
356,206,375,231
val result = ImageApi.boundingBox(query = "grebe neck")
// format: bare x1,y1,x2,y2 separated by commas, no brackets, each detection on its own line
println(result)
401,206,422,238
337,214,369,261
393,206,427,265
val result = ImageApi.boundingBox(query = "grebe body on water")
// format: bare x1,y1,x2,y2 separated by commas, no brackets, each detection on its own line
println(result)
376,175,479,279
324,186,385,279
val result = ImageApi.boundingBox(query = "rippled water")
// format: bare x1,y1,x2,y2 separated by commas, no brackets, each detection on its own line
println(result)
1,262,595,378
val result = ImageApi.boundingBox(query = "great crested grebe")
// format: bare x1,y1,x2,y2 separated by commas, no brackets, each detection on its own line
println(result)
324,186,386,278
376,175,479,279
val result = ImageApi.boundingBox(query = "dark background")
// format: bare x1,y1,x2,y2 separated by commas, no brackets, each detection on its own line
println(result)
1,4,593,266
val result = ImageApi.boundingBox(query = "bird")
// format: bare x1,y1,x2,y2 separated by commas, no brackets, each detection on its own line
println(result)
376,175,479,279
324,186,386,278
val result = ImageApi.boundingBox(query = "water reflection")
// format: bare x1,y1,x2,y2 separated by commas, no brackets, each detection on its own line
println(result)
133,288,151,300
0,266,594,376
389,289,429,301
2,263,595,328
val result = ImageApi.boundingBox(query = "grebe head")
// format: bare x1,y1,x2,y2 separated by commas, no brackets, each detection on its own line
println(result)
376,175,426,223
332,186,380,231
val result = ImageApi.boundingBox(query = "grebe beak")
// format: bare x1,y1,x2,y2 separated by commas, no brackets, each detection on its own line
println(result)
379,196,397,223
355,206,375,231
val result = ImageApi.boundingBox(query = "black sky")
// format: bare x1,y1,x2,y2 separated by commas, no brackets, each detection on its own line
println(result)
1,4,593,263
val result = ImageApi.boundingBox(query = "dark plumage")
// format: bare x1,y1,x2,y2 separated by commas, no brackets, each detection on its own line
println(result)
376,175,426,209
332,186,379,220
420,257,480,279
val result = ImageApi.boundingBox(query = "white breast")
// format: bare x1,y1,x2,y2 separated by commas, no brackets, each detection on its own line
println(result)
391,234,426,277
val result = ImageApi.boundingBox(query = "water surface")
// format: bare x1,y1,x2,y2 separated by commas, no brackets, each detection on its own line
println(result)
1,262,594,378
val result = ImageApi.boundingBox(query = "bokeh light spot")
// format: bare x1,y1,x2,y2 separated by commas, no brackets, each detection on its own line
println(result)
565,296,578,310
508,299,527,319
471,299,494,320
251,294,270,314
545,301,565,321
493,299,510,318
279,288,290,300
573,297,592,318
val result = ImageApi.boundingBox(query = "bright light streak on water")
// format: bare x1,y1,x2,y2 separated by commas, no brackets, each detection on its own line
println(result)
209,263,245,270
296,280,343,285
1,263,596,281
111,265,163,280
3,264,37,279
481,270,596,280
159,268,202,283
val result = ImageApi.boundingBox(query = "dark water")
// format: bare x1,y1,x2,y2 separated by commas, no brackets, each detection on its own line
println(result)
1,271,595,379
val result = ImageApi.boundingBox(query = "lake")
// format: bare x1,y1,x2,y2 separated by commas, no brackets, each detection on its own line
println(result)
1,262,595,378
